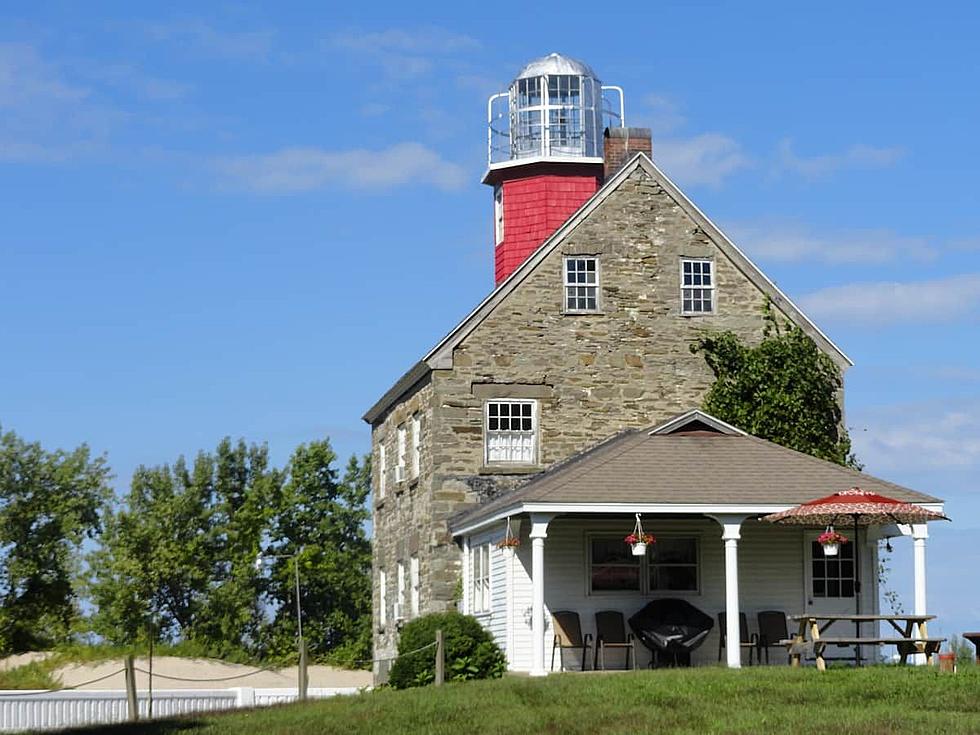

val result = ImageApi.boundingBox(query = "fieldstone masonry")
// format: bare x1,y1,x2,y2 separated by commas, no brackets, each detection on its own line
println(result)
368,164,843,681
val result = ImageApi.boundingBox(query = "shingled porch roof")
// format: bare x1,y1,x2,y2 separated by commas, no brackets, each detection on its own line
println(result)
450,410,942,535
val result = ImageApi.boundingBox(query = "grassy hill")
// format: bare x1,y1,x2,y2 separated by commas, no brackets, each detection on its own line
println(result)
53,665,980,735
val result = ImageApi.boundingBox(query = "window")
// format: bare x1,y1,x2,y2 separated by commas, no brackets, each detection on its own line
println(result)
377,443,386,499
590,537,640,592
681,259,714,314
485,400,537,464
410,555,420,617
564,257,599,312
589,535,700,594
494,186,504,245
649,537,699,592
471,543,490,614
379,569,387,627
811,541,855,598
396,561,406,620
396,423,407,482
411,413,421,479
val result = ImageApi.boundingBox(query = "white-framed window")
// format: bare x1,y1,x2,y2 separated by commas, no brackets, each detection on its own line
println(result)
411,413,421,479
377,443,387,499
396,423,407,482
588,535,700,594
810,540,855,598
494,185,504,245
396,561,406,621
379,569,387,627
485,400,537,465
564,256,599,312
681,259,714,314
471,543,491,614
410,555,420,617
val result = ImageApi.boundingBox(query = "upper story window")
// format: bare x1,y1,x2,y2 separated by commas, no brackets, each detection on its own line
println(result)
396,561,406,622
410,555,420,617
379,569,387,628
681,259,714,314
494,186,504,245
377,443,387,499
471,543,490,614
396,423,407,482
485,400,537,465
410,413,421,479
564,257,599,312
588,535,700,594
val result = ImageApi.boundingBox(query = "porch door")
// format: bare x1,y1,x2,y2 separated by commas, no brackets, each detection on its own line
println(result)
804,531,859,656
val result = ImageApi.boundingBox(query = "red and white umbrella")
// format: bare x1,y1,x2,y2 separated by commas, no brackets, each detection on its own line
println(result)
763,487,948,662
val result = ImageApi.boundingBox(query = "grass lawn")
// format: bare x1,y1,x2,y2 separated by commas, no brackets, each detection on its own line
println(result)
51,665,980,735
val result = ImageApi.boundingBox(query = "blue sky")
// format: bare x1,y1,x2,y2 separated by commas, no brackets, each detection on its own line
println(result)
1,2,977,636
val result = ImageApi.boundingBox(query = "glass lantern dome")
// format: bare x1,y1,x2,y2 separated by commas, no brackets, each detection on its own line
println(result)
487,53,624,167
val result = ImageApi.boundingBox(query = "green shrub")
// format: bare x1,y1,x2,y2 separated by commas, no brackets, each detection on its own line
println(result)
388,612,506,689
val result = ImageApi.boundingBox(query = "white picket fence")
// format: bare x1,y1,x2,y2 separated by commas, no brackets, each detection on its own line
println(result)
0,687,362,732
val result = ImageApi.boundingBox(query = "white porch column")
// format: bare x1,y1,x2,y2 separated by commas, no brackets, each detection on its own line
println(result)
708,514,751,669
528,513,555,677
912,523,929,665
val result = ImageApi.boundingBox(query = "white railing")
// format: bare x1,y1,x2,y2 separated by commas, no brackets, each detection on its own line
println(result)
0,687,362,732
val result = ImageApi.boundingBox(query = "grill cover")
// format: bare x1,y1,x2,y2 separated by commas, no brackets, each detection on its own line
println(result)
628,599,714,666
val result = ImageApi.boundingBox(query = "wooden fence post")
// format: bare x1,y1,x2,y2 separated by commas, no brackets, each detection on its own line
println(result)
124,655,139,722
298,638,309,701
435,629,444,686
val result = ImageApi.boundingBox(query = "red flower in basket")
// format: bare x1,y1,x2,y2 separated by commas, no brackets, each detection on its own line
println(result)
625,532,655,545
496,536,521,549
817,530,848,546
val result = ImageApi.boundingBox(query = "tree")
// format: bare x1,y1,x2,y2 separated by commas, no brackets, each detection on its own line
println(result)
690,305,857,467
261,443,371,667
0,428,111,653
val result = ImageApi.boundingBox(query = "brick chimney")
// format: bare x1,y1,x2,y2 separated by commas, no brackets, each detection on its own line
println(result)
604,127,652,179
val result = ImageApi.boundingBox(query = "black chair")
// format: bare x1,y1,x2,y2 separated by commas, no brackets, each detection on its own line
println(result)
594,610,636,670
551,610,592,671
718,612,756,665
756,610,790,664
628,598,714,668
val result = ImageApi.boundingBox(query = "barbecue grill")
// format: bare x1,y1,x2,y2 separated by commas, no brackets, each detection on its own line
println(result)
628,598,714,667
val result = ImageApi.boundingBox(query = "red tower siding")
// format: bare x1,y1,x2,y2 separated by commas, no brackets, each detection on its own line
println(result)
493,167,602,284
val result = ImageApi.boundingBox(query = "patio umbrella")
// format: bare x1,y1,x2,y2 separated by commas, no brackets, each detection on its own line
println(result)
762,487,948,663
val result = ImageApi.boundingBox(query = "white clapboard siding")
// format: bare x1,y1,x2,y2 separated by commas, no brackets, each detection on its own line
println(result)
486,517,878,672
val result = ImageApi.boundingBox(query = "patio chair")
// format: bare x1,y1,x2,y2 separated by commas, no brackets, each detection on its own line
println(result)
756,610,790,664
594,610,636,670
717,612,756,665
551,610,592,671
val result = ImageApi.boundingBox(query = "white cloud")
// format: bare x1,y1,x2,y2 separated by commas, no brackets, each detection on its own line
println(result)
852,402,980,472
637,94,686,136
775,138,905,179
329,26,479,81
654,133,750,187
730,222,938,264
213,142,467,194
139,19,275,61
799,274,980,325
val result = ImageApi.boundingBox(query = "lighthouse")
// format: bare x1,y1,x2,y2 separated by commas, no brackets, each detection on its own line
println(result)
484,53,649,284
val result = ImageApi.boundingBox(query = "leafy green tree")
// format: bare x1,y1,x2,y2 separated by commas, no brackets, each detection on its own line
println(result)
0,428,111,653
261,444,371,667
691,305,857,467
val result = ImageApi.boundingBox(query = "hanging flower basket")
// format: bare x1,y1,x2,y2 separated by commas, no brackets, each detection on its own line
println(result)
496,518,520,552
625,514,655,556
818,528,848,557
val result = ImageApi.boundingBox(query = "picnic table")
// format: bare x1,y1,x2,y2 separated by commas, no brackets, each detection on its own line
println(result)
784,614,944,671
965,632,980,664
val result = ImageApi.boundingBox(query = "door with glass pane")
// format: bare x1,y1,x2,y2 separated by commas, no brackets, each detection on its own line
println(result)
804,531,858,651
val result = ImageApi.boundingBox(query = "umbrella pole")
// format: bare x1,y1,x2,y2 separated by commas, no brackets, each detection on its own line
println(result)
854,514,861,666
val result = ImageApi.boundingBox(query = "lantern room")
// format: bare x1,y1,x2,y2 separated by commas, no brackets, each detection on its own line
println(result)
484,53,629,285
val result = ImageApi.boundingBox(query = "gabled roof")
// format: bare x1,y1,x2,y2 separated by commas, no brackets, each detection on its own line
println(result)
449,409,941,534
363,153,852,424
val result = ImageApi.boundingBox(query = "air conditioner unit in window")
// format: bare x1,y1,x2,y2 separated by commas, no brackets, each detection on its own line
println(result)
395,466,406,483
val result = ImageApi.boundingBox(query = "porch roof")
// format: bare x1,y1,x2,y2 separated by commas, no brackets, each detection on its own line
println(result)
450,410,942,535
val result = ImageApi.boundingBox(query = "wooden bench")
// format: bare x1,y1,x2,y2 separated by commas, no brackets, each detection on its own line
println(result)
782,637,945,667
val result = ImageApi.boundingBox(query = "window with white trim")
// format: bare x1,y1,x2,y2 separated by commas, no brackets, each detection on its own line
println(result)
396,561,406,620
564,257,599,312
588,535,700,594
471,543,490,614
810,540,855,598
410,413,421,479
681,259,714,314
494,186,504,245
485,400,537,464
379,569,387,627
396,423,407,481
377,443,387,499
410,555,420,617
